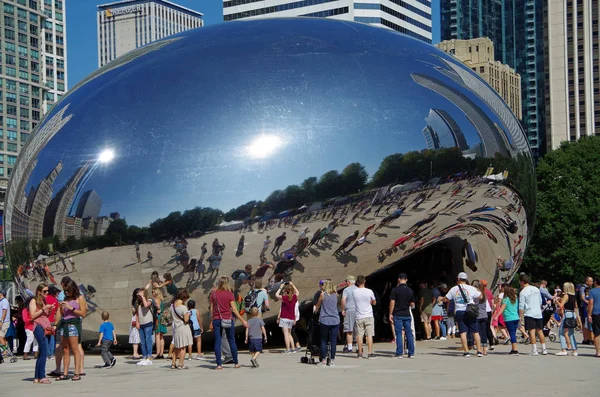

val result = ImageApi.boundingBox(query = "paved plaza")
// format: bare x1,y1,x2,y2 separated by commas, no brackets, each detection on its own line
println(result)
1,340,597,396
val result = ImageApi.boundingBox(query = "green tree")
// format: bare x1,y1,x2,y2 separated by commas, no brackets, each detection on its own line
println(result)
523,136,600,283
316,170,342,200
341,162,368,195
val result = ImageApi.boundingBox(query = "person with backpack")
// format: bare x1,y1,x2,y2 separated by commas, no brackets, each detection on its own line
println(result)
232,265,253,293
244,280,269,316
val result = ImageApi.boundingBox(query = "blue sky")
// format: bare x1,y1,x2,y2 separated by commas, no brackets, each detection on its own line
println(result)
66,1,441,88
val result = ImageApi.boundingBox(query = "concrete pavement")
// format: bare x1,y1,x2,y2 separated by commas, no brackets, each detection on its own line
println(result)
1,339,597,396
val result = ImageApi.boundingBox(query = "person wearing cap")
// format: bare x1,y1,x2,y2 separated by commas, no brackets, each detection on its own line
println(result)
389,273,415,358
341,275,358,353
439,272,483,357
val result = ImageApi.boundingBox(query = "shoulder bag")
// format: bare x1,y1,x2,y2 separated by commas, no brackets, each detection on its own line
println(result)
172,304,190,325
457,284,479,320
33,310,55,336
215,294,233,329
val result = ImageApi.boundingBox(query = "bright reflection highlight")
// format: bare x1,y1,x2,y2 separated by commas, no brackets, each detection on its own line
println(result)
247,135,282,158
98,149,115,163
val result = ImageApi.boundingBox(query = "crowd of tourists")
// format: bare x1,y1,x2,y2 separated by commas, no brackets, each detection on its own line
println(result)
2,270,599,382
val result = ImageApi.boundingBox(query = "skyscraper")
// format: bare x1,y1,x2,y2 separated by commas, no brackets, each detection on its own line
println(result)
436,38,522,119
75,189,103,219
223,1,433,43
441,0,545,157
545,0,599,150
0,0,67,207
97,0,204,67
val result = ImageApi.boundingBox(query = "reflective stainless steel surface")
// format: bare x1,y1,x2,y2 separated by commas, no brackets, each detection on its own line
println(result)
3,19,535,337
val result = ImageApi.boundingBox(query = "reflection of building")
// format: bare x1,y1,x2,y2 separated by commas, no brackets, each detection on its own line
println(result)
81,217,97,238
441,0,544,157
0,0,68,191
43,161,92,240
64,217,83,240
223,1,432,43
423,109,468,150
433,57,529,156
544,0,599,151
76,190,103,219
436,38,522,119
95,216,113,237
27,162,63,241
97,0,204,67
4,105,73,242
110,212,120,220
411,73,509,158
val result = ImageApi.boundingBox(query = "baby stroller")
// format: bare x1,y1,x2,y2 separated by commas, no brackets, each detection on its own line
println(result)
542,308,557,343
300,313,331,365
0,343,18,363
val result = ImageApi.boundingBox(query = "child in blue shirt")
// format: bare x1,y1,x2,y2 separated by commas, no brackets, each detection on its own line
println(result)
245,307,267,368
96,311,117,368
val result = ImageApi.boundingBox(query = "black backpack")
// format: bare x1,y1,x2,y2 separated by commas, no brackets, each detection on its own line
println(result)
244,289,260,311
231,269,245,280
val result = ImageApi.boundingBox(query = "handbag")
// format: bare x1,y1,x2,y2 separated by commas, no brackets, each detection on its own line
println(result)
457,284,479,320
563,313,577,329
215,296,233,329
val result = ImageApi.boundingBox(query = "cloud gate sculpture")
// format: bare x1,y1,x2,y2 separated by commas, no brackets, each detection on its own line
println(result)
3,19,535,339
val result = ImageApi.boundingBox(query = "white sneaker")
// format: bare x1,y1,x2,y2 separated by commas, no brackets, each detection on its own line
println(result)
136,359,147,366
571,351,578,357
440,337,447,341
141,360,153,366
555,351,568,356
541,349,548,356
530,351,539,356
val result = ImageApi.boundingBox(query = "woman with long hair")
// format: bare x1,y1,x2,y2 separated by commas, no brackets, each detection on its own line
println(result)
493,285,520,355
187,299,204,360
57,280,86,381
556,282,582,356
275,282,299,353
314,280,341,366
29,284,54,384
209,276,248,370
170,290,193,369
129,288,141,359
134,287,155,366
153,288,167,359
472,280,490,356
21,296,38,361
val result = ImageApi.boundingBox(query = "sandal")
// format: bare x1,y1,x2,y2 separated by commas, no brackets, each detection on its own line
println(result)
55,375,69,381
80,373,86,376
234,364,241,369
215,366,223,370
47,371,61,377
35,379,52,384
72,374,81,381
170,364,177,369
177,365,189,370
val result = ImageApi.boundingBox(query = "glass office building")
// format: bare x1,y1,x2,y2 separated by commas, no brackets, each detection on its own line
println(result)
441,0,545,158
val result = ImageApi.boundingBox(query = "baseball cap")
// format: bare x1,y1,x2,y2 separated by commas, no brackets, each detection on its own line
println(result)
438,283,447,289
398,273,408,280
457,272,468,280
481,279,488,287
346,275,356,282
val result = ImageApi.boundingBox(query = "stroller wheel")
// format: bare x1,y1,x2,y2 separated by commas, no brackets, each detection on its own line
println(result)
549,334,556,343
10,357,18,363
301,356,308,364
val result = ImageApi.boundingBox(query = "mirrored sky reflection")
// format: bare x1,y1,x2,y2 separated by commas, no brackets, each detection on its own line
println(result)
18,19,526,227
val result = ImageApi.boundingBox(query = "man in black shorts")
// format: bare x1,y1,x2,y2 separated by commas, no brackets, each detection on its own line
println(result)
518,274,547,356
586,277,600,357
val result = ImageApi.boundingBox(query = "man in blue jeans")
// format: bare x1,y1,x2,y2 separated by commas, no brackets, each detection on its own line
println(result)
389,273,415,358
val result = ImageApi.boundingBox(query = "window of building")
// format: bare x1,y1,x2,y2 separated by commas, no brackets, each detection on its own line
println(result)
4,4,15,14
55,12,63,21
5,42,16,53
20,133,30,143
18,21,27,32
20,120,29,131
7,119,18,130
17,8,28,19
29,12,38,23
6,80,17,91
19,71,28,80
7,130,18,141
5,67,16,77
4,28,16,40
6,105,17,115
6,92,17,102
8,155,18,166
19,33,28,44
20,107,29,118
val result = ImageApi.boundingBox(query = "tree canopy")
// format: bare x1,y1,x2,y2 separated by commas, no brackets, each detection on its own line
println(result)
522,136,600,283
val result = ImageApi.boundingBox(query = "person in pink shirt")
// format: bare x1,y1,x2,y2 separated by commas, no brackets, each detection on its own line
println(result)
481,280,496,348
45,286,60,359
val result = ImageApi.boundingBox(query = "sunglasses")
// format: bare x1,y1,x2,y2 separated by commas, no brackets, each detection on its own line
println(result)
42,290,49,293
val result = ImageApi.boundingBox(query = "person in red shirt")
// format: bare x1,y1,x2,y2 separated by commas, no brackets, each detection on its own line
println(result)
209,276,248,370
276,282,299,353
45,286,60,359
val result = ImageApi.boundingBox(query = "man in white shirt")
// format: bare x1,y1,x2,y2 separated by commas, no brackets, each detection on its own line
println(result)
518,274,547,355
0,289,10,350
439,272,482,357
352,275,377,359
341,276,358,353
